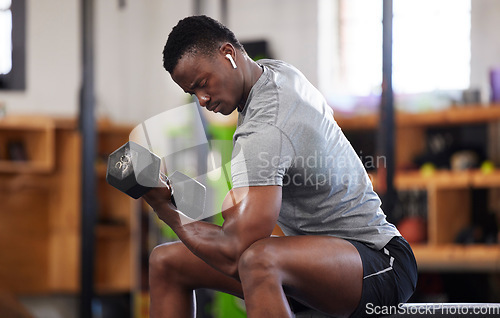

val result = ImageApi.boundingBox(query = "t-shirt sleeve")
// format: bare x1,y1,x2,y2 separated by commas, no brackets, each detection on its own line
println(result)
231,125,294,188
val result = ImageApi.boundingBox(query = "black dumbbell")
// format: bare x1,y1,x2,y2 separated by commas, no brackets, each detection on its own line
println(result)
106,141,175,205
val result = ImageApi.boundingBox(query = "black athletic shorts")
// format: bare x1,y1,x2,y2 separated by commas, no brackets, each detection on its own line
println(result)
348,236,418,318
289,236,418,318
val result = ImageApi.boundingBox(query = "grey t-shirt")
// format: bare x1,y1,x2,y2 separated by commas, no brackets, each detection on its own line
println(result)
231,59,400,250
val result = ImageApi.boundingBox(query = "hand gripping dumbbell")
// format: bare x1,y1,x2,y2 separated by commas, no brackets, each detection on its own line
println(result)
106,141,176,205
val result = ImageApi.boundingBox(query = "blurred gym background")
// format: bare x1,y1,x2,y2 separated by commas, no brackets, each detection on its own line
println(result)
1,0,500,317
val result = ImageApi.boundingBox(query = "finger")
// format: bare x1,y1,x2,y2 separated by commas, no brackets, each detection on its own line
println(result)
158,172,169,186
158,172,174,197
159,171,168,182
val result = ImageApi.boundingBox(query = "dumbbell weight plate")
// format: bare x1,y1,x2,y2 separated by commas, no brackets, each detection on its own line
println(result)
106,141,161,199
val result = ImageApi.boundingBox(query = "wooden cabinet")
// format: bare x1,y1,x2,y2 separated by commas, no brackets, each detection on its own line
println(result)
0,116,137,295
95,123,138,293
335,104,500,272
0,116,55,173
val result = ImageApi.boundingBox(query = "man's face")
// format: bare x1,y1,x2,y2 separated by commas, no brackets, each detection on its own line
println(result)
171,51,243,115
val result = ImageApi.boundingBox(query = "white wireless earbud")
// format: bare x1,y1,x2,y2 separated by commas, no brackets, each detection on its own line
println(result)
226,54,237,69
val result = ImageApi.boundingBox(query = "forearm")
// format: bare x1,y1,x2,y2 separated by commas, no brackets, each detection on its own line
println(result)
148,186,281,278
154,203,244,278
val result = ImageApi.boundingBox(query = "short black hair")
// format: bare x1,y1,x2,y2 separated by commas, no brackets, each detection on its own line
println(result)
162,15,244,73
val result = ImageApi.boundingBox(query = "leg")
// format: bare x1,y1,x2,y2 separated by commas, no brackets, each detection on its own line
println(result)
149,241,244,318
238,236,363,318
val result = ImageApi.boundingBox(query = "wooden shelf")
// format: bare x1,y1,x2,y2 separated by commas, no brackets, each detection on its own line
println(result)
399,104,500,127
0,116,55,173
96,162,108,177
95,124,137,293
0,121,81,294
96,223,130,239
0,161,54,174
334,113,379,130
412,244,500,272
368,170,500,191
0,115,55,130
95,235,135,293
0,116,138,294
335,104,500,130
96,122,133,171
471,170,500,188
338,104,500,274
97,119,136,134
395,169,500,190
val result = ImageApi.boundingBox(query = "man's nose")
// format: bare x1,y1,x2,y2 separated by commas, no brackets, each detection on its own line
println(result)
197,94,210,107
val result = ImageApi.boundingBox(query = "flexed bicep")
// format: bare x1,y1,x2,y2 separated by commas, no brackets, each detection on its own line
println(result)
220,186,282,257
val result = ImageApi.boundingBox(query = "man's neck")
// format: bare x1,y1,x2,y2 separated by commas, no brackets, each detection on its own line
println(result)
238,55,264,111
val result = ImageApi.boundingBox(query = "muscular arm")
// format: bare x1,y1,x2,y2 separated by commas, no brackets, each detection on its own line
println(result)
145,185,282,278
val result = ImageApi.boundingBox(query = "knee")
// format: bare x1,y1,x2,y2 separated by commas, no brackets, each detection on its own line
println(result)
238,240,280,280
149,241,184,277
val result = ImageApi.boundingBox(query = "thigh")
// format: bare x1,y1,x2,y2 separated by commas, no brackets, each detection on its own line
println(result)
248,236,363,317
150,241,244,297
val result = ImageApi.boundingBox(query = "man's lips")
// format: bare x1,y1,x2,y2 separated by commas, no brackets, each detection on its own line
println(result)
208,102,220,112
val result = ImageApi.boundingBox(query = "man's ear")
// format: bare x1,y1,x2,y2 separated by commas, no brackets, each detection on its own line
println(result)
219,42,236,58
220,43,237,69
